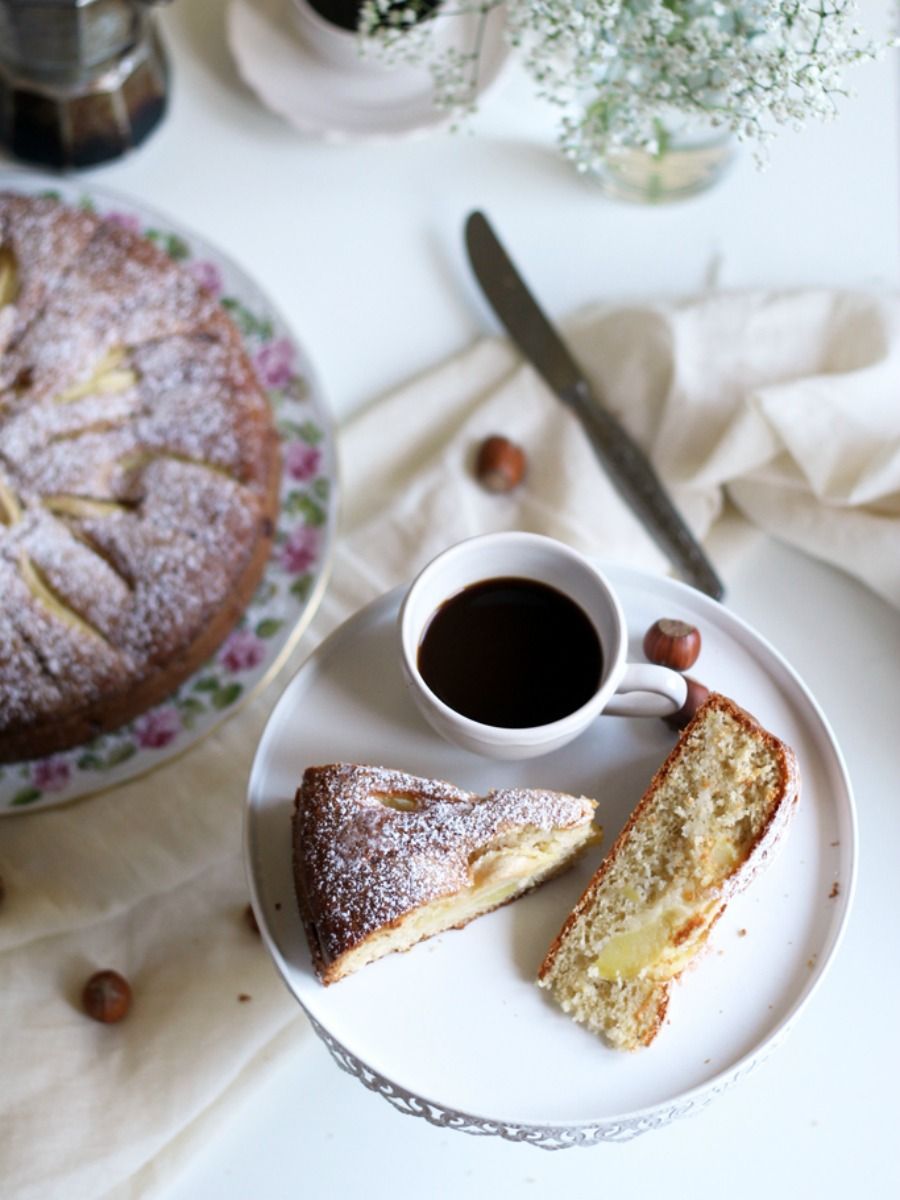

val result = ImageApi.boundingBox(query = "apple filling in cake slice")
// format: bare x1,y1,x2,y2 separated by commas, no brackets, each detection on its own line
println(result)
293,764,602,985
43,494,133,519
53,346,137,404
18,550,110,644
0,244,19,307
0,472,21,525
538,694,799,1050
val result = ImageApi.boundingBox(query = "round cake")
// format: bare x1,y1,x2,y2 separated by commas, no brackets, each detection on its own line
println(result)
0,192,281,763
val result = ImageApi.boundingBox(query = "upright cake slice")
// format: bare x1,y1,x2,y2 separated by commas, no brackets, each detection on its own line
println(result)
293,764,601,984
538,694,799,1050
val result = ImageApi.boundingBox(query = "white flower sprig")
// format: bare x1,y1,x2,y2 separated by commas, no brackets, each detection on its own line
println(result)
358,0,895,169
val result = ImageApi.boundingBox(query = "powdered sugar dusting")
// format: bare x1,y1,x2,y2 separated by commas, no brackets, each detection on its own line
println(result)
29,458,262,667
8,506,134,643
0,386,140,465
0,554,129,713
129,317,271,486
293,764,596,973
0,565,65,721
0,193,98,359
3,218,219,404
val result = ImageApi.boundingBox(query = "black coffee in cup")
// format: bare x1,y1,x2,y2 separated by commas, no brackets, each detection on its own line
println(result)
417,577,603,728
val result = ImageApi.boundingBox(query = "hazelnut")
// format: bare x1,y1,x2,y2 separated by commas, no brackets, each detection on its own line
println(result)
664,677,710,731
474,435,526,493
643,618,701,671
82,969,132,1024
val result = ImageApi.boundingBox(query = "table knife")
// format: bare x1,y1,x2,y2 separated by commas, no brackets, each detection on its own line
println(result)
464,210,724,601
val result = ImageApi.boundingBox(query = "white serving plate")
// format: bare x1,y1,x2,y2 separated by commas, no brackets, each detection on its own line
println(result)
245,565,855,1145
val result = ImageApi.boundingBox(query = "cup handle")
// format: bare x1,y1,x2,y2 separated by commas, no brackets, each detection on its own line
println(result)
604,663,687,718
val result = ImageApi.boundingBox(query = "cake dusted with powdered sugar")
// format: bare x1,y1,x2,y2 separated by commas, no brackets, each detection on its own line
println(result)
293,764,602,985
0,192,280,762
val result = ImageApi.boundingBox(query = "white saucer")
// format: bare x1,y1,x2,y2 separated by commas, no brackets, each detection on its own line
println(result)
227,0,510,143
245,565,855,1144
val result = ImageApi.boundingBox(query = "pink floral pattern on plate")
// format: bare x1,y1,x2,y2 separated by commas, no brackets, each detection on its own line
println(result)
0,179,336,814
103,210,143,233
188,259,224,296
284,442,321,482
31,757,72,793
220,629,267,673
254,337,297,390
134,708,183,750
281,525,321,575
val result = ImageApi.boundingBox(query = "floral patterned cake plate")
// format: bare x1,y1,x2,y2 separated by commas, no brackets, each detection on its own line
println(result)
0,170,338,815
245,566,855,1145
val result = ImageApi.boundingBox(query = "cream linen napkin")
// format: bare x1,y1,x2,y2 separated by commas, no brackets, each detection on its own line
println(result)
2,287,898,1200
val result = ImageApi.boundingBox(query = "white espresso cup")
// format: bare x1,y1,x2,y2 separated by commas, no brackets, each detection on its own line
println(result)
398,532,687,760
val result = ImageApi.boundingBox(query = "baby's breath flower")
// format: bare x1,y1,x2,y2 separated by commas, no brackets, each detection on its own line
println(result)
359,0,895,170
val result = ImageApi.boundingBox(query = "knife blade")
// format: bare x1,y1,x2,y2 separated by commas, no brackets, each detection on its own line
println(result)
464,210,724,601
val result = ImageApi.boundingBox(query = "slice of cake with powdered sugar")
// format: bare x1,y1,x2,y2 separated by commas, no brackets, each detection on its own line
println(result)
293,764,602,985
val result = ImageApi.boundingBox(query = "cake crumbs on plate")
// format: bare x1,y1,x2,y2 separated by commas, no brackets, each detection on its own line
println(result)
828,881,840,899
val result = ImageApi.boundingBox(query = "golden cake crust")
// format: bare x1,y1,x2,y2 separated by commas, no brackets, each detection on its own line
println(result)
0,192,281,762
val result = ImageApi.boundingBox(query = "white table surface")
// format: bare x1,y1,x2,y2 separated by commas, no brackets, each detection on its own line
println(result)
10,0,898,1195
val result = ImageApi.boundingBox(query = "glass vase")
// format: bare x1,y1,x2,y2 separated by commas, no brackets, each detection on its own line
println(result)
592,113,736,204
